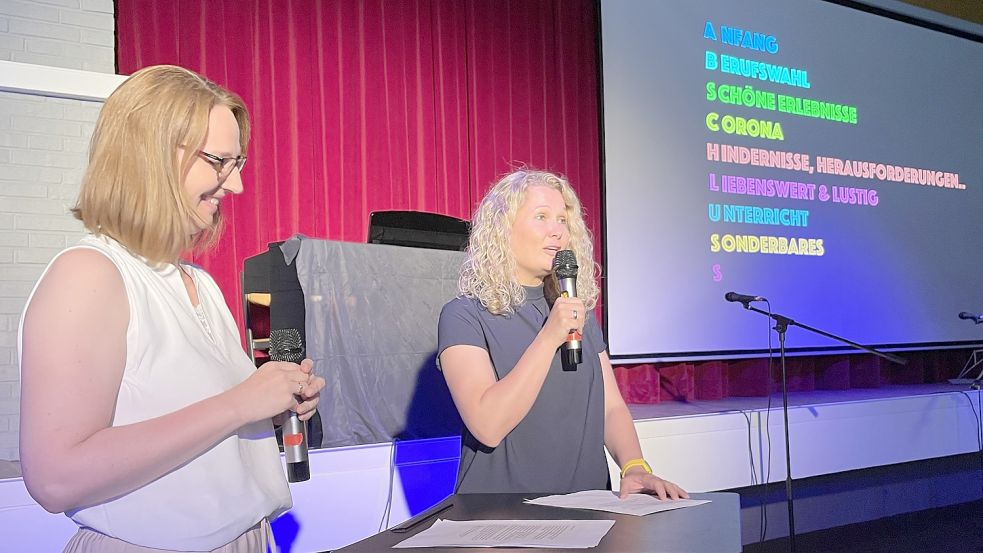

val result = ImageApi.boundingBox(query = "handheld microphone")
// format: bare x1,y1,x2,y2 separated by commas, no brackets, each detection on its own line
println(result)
724,291,766,304
552,250,582,368
268,328,310,483
958,312,983,324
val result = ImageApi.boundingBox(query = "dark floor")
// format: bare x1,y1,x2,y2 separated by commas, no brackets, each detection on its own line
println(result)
743,499,983,553
729,453,983,551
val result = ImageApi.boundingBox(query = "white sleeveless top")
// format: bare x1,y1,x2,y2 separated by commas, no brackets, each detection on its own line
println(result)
18,235,291,551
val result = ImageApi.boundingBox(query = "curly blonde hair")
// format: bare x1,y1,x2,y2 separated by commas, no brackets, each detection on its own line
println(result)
459,169,600,315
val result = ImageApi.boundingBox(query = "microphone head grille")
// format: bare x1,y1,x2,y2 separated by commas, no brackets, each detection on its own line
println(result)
269,328,305,363
552,249,578,278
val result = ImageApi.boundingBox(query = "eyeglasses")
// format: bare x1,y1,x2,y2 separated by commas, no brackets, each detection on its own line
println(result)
198,150,247,179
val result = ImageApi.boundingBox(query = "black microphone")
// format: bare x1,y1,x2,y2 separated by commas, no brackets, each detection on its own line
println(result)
724,291,766,303
552,250,582,368
268,328,310,483
959,312,983,324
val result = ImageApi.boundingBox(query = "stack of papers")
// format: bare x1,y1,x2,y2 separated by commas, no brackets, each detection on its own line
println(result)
524,490,711,516
392,491,709,548
393,519,615,549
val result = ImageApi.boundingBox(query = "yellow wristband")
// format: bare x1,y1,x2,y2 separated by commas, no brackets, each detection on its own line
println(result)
620,458,652,479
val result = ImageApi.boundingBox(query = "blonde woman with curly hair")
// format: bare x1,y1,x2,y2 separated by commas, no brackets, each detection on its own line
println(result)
438,169,687,498
18,65,325,552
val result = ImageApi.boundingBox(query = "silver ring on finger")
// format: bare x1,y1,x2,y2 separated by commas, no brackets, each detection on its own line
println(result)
573,309,578,320
297,382,304,396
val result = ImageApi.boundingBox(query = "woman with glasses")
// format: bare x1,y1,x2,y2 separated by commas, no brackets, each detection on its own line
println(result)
17,65,324,552
437,170,688,499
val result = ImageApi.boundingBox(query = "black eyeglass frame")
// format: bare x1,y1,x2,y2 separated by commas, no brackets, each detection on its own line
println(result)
198,150,247,179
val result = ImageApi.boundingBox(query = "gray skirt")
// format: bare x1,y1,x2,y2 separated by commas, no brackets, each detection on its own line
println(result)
62,519,276,553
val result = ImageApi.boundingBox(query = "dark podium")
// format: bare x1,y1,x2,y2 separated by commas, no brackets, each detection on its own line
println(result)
333,492,741,552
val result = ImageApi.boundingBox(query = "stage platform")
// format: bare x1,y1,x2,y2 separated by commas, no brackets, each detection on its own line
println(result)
629,382,977,419
618,383,982,493
2,383,980,552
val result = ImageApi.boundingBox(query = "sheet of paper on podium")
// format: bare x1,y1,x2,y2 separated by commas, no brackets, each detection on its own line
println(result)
524,490,711,516
392,519,615,549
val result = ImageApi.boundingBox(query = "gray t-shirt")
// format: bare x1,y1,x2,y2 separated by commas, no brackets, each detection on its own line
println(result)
437,285,610,493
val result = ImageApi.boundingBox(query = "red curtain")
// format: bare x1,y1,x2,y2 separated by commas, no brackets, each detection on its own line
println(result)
117,0,599,313
116,0,960,403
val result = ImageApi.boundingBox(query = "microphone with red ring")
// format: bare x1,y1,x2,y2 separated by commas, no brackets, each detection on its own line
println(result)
269,328,310,483
552,250,582,368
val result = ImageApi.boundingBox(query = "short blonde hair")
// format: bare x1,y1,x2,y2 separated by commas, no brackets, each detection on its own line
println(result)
459,170,600,315
73,65,249,264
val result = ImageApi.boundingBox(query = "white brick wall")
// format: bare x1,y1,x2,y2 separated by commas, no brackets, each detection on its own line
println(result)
0,0,114,73
0,91,100,461
0,0,114,462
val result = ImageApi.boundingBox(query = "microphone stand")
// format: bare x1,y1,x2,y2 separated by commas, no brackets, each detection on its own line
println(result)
736,301,907,553
955,315,983,388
